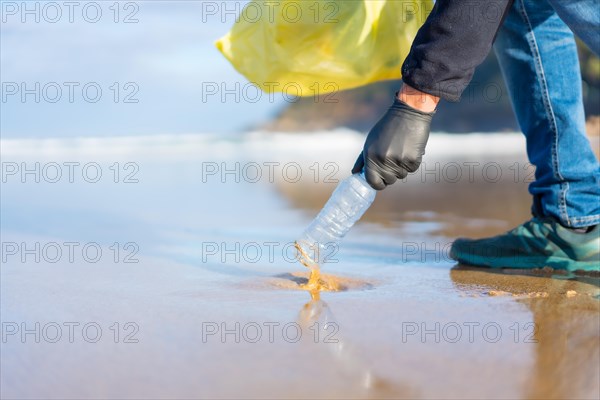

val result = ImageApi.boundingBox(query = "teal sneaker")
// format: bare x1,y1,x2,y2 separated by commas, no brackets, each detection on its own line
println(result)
449,218,600,273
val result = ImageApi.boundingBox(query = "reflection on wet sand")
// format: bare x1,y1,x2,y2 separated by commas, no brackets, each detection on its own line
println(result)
451,266,600,399
269,269,412,398
296,285,415,399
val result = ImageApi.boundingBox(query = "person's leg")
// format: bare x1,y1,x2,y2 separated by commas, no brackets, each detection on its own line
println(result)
450,0,600,271
547,0,599,56
495,0,600,228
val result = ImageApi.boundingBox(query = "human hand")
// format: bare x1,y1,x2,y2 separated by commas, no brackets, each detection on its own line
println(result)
352,94,435,190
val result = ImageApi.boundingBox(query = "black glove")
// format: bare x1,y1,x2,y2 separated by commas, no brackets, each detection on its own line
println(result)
352,97,434,190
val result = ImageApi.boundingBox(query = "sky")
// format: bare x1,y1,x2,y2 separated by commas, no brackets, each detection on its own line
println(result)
0,0,286,138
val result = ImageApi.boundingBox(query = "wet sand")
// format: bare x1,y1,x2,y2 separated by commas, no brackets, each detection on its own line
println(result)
1,132,598,399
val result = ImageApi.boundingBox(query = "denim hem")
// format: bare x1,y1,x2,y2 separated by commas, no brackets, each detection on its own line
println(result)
569,215,600,228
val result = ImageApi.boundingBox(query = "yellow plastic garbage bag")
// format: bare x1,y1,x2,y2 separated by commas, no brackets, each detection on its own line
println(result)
216,0,432,96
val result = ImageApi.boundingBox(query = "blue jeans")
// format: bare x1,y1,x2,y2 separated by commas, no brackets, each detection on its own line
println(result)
494,0,600,228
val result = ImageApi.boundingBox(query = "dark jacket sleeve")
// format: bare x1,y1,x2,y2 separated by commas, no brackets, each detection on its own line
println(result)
401,0,514,102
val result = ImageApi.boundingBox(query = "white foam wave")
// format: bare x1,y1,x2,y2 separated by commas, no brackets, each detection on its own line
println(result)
0,130,527,161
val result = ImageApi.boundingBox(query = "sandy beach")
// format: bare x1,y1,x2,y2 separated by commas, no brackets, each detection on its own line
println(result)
2,131,599,399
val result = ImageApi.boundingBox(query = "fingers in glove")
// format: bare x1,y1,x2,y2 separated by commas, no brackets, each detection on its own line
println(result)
364,160,392,190
378,167,398,187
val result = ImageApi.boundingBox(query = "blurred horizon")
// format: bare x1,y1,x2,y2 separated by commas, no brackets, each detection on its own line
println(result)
1,0,598,138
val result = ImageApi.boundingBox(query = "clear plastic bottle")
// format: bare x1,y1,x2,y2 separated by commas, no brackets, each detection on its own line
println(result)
295,172,376,269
